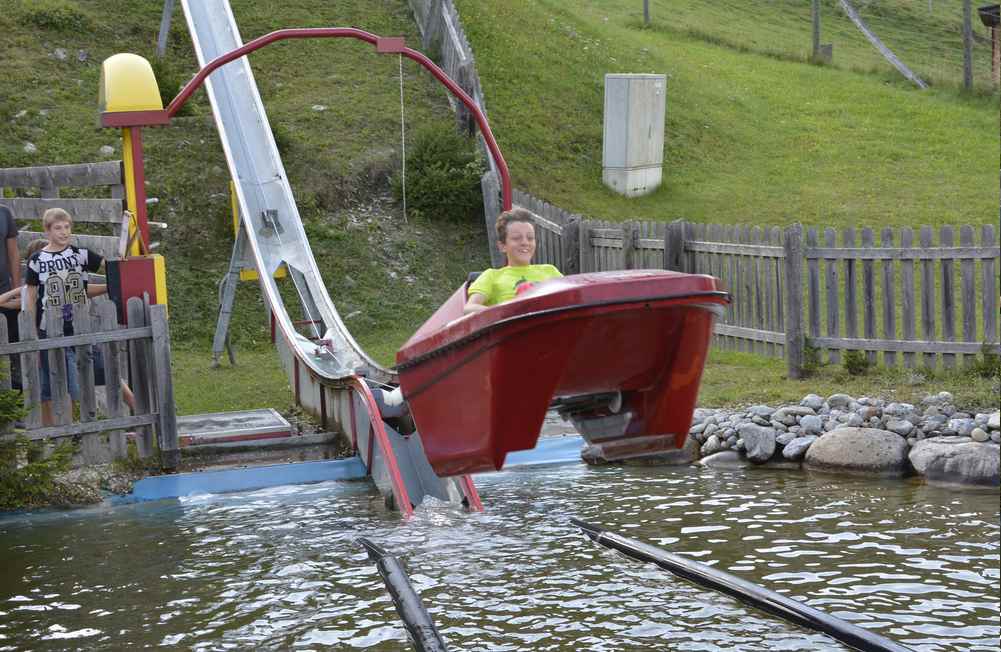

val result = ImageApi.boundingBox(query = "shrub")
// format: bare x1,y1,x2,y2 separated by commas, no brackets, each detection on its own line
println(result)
19,0,91,32
842,349,872,376
149,57,193,117
391,126,484,222
0,390,75,511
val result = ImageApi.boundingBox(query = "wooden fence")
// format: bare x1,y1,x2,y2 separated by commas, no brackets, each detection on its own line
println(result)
514,190,1000,377
0,297,179,469
0,160,127,262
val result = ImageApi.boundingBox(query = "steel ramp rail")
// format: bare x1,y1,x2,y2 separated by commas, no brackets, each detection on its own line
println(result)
179,0,480,515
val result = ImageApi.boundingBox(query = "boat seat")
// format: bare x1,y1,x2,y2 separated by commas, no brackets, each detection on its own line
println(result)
466,271,482,298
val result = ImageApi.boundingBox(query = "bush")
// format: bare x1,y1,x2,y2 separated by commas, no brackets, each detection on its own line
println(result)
0,389,75,511
19,0,91,32
391,126,484,222
149,57,193,117
970,344,1001,379
842,349,872,376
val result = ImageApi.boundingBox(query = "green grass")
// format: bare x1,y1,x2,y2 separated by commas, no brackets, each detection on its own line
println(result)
454,0,997,228
701,348,999,412
2,1,996,416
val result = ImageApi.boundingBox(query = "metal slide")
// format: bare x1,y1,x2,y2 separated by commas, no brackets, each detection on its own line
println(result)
179,0,480,515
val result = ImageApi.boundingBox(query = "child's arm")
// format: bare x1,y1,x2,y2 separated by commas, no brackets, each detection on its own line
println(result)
86,283,107,298
25,284,37,320
0,286,22,310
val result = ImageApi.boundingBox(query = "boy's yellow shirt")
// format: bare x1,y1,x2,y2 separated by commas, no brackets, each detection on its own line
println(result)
468,264,562,306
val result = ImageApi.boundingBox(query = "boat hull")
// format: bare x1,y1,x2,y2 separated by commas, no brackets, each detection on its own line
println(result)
396,271,728,477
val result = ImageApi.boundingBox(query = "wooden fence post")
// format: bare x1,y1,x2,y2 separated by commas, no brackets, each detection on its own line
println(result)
18,312,41,428
481,171,504,268
622,221,638,270
0,319,9,436
784,223,805,378
579,220,594,273
156,0,175,58
664,219,687,272
127,297,155,457
562,217,581,274
45,308,70,426
95,301,128,460
149,304,179,470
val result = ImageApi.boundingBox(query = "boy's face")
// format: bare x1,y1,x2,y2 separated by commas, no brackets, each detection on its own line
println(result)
500,221,536,267
45,219,72,247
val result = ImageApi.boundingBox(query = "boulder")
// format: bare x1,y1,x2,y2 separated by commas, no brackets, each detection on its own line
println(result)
971,428,989,443
799,414,823,435
827,393,853,409
739,424,776,463
800,394,825,411
989,411,1000,430
773,406,816,426
885,418,914,436
700,434,723,457
783,435,817,461
804,428,909,477
697,450,747,469
924,445,1000,488
916,438,1001,474
748,405,775,418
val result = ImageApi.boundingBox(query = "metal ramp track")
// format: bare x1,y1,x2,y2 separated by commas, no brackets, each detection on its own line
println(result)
179,0,480,515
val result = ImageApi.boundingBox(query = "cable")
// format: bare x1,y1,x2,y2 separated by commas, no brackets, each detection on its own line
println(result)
398,52,406,224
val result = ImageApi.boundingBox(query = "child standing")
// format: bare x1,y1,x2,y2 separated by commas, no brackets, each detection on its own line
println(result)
25,208,106,426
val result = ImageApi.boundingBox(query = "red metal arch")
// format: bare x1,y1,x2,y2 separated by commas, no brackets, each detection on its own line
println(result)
167,27,512,210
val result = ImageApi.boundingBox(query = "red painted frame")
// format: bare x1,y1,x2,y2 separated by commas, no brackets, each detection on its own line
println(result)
167,27,512,210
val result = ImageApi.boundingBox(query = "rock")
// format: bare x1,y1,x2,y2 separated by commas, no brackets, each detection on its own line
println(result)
937,391,954,404
99,145,115,157
23,142,37,154
703,423,719,438
971,428,989,443
846,413,864,428
827,393,853,409
692,408,715,423
698,451,747,469
700,434,723,457
947,418,975,437
923,405,942,418
992,432,1000,444
883,402,913,417
53,48,68,61
312,104,327,111
622,436,700,466
804,428,909,477
799,415,823,435
974,414,989,427
859,406,881,421
775,431,796,446
885,418,914,436
909,436,985,473
774,406,816,421
14,109,27,119
783,435,817,461
738,424,776,464
771,421,788,432
748,405,775,418
920,444,1001,488
689,422,708,435
989,411,1000,430
77,49,88,62
725,435,738,449
751,415,771,426
800,394,825,411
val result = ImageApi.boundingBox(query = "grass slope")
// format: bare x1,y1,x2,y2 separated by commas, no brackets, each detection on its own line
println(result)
454,0,997,228
1,0,489,363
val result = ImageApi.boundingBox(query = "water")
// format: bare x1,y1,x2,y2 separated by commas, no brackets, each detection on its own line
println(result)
0,464,998,651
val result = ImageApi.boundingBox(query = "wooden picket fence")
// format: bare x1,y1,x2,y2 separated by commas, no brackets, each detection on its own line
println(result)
0,160,127,262
514,190,1001,377
0,297,179,470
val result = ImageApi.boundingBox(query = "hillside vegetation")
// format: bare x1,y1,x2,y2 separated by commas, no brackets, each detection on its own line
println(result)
454,0,997,227
1,0,490,369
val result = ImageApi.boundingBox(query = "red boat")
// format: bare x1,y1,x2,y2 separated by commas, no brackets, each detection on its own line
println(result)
395,270,730,477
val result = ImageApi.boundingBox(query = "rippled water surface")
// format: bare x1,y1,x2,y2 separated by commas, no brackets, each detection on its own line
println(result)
1,463,998,651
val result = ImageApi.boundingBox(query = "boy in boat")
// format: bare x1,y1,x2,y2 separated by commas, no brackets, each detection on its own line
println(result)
464,207,562,314
25,209,108,426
